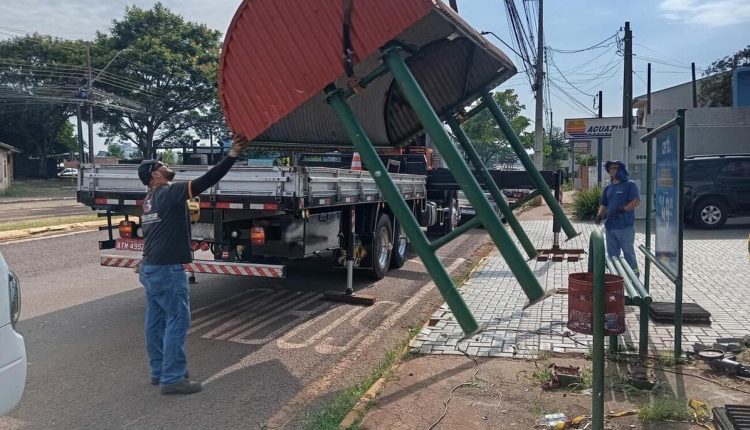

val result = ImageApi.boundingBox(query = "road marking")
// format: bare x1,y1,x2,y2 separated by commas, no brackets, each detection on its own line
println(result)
206,257,466,428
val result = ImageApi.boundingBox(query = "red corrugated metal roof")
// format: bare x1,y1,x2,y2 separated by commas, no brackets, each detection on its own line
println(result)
219,0,434,142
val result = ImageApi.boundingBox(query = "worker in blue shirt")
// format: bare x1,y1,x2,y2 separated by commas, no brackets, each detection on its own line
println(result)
596,160,641,275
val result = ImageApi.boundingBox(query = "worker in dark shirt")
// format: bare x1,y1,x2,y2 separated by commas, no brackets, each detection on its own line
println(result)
136,135,250,395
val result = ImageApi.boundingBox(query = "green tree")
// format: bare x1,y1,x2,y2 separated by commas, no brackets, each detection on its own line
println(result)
106,143,125,159
543,126,567,170
93,3,223,158
0,34,85,176
700,45,750,107
159,148,176,164
461,89,531,166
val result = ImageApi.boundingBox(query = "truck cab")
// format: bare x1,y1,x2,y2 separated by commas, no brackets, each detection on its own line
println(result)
0,251,25,416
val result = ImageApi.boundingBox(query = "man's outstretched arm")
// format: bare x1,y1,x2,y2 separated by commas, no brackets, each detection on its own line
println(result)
189,135,251,198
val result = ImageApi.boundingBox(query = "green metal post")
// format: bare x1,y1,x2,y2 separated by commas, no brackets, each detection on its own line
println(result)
430,216,482,251
642,137,653,360
591,231,606,430
325,86,479,335
482,91,578,239
675,109,686,360
447,118,538,259
381,47,546,305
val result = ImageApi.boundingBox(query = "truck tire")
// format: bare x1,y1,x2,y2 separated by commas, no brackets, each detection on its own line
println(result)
367,214,393,279
390,221,409,268
693,198,727,229
427,193,459,236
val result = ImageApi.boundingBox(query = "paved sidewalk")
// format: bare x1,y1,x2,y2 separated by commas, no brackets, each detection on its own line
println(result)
411,220,750,358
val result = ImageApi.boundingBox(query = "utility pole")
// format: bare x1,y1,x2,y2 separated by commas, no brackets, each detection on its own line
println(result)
533,0,544,170
622,22,632,147
597,90,603,185
647,63,652,132
691,62,698,108
86,45,95,163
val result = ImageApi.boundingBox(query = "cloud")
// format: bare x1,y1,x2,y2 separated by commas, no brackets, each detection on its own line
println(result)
659,0,750,27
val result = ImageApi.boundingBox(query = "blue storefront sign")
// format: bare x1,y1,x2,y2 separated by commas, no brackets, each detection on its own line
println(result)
654,126,681,279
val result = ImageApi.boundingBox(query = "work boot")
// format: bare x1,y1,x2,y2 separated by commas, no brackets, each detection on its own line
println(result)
160,379,202,395
151,371,190,386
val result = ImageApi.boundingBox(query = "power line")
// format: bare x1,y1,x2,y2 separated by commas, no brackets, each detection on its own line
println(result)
547,50,596,97
549,33,619,54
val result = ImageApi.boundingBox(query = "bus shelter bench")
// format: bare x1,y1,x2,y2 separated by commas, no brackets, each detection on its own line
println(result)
604,254,652,357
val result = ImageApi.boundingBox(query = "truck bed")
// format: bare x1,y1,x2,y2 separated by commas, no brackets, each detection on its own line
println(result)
77,164,427,211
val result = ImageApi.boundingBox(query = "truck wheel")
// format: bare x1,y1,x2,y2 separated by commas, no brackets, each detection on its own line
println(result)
368,214,393,279
693,198,727,229
390,222,409,268
444,195,459,234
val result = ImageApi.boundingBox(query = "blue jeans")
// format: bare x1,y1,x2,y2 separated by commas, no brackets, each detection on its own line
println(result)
605,227,639,275
139,264,191,385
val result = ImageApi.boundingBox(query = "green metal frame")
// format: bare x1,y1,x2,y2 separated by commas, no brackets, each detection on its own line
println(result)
381,46,547,306
447,118,537,260
588,230,606,430
323,45,582,334
481,91,578,240
326,86,480,335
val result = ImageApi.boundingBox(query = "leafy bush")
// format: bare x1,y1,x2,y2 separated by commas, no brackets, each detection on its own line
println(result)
572,186,602,221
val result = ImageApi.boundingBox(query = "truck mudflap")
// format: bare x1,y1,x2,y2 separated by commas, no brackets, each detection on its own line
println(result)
99,255,286,278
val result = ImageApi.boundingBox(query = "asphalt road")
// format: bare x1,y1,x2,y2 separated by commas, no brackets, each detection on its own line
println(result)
0,200,92,224
0,227,489,429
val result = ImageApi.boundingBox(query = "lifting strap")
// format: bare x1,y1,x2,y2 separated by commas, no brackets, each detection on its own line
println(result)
342,0,355,78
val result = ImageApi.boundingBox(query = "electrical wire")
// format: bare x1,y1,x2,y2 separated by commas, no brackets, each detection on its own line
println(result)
550,33,619,54
548,50,596,97
428,340,481,430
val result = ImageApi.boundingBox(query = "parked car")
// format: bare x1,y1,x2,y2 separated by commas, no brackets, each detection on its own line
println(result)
0,251,25,415
57,168,78,178
684,154,750,229
457,190,506,225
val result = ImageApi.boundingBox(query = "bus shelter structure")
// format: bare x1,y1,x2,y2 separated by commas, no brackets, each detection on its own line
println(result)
219,0,579,335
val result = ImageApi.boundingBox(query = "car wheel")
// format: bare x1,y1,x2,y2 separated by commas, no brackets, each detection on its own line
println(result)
693,198,727,229
367,214,393,279
390,221,408,268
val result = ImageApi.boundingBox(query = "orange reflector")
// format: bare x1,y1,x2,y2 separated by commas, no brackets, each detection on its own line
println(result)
263,203,278,210
199,242,210,251
250,227,265,246
191,241,200,252
118,220,135,239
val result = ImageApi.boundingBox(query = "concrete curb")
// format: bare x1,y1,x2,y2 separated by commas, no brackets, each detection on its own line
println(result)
0,196,76,204
0,218,123,242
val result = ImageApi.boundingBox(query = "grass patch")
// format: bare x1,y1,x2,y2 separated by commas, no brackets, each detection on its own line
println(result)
303,324,422,430
652,350,688,367
2,179,76,198
562,180,574,192
532,365,553,386
638,396,692,423
573,368,593,391
0,214,102,232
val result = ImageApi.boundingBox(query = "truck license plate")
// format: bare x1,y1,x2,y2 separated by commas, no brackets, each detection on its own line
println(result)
116,238,144,251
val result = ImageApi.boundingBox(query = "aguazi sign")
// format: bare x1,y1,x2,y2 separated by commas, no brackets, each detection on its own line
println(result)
564,117,624,139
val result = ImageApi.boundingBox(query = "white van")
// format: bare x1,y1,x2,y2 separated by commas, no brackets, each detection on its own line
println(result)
0,251,25,415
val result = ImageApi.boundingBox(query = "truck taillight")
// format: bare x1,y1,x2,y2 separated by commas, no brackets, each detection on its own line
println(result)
191,241,200,252
199,242,210,252
119,220,135,238
251,227,265,246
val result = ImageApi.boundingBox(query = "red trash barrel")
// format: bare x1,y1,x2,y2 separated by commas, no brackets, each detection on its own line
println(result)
567,272,625,335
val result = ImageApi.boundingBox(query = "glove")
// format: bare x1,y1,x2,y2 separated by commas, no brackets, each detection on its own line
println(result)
229,134,251,157
594,215,603,225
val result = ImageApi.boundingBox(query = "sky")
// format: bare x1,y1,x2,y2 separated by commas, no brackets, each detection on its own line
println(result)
1,0,748,152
